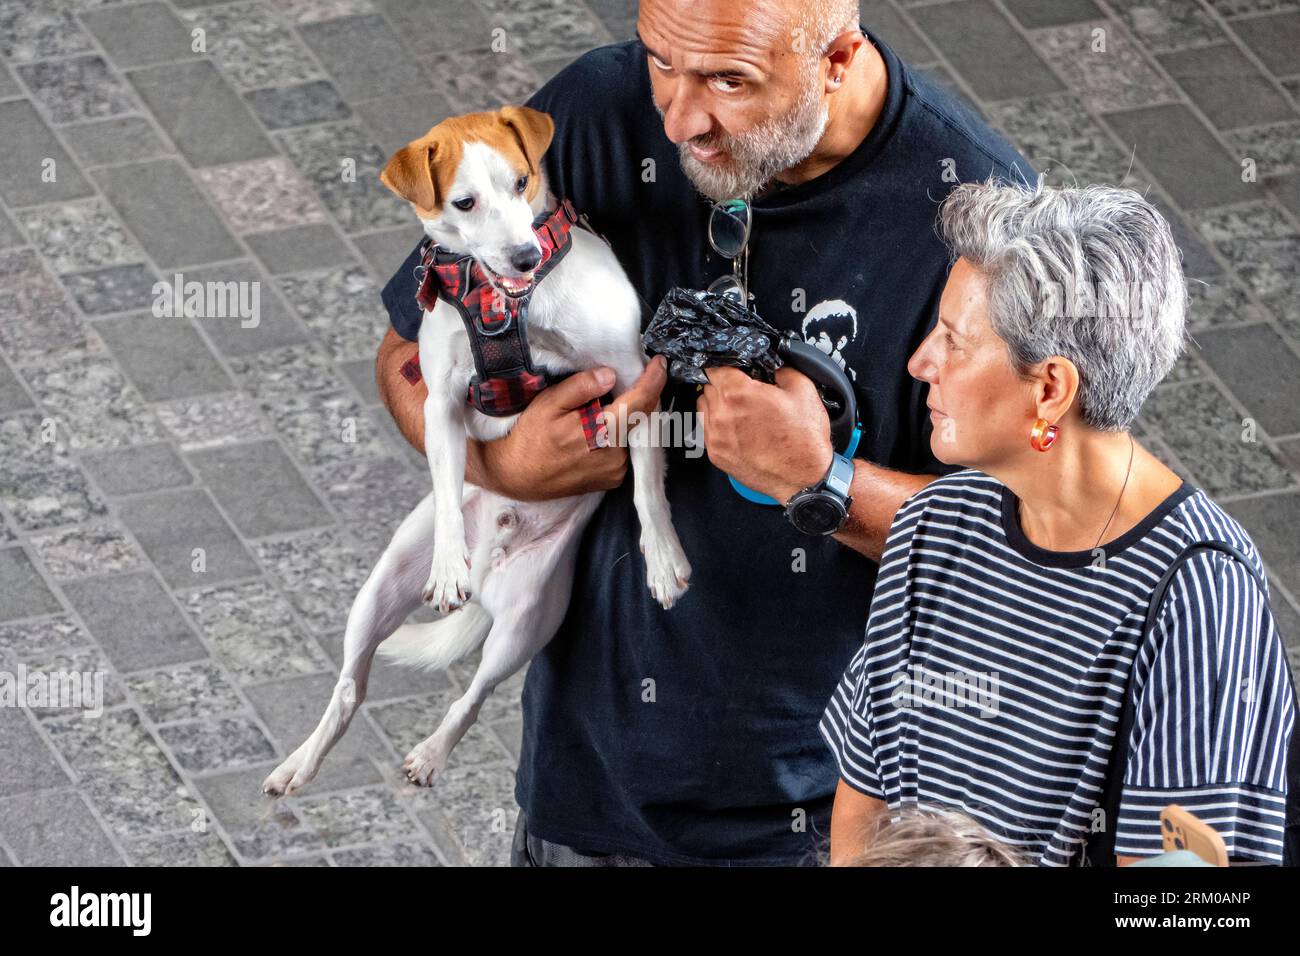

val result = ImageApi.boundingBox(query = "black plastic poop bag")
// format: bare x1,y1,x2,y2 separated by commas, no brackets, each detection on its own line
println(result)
642,287,785,386
642,286,861,459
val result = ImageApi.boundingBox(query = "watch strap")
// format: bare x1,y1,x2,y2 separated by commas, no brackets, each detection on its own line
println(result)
823,452,855,501
783,451,855,535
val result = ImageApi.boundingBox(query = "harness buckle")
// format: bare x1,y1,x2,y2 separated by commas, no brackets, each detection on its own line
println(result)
474,310,513,337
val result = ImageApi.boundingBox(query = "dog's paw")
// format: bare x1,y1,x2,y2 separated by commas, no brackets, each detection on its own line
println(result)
422,549,472,613
402,743,448,788
262,753,316,798
643,535,691,610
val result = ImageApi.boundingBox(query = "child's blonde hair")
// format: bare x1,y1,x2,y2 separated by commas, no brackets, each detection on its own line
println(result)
845,807,1026,867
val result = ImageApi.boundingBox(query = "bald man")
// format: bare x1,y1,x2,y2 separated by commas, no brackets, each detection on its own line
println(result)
377,0,1029,866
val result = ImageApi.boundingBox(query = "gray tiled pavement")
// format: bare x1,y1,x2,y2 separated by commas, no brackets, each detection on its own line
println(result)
0,0,1297,866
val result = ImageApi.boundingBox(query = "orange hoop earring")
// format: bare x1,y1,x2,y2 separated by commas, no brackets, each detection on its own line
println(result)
1029,419,1059,452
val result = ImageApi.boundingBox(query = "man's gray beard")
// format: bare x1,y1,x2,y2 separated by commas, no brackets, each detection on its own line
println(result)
661,71,829,202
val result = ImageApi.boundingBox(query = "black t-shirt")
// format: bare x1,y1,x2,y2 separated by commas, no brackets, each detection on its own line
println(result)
381,30,1030,865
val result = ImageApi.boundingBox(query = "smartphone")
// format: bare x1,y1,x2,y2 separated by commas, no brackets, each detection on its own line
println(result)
1160,804,1228,866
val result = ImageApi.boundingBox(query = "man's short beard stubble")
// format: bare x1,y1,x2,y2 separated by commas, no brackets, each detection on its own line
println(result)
658,61,830,202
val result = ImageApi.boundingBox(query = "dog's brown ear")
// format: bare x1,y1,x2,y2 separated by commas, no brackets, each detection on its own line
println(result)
498,106,554,177
380,139,440,211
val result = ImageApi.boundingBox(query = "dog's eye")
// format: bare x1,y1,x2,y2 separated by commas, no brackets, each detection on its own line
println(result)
452,197,475,211
515,175,528,194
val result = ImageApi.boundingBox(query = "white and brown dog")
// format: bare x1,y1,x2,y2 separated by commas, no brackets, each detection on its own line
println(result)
262,106,690,796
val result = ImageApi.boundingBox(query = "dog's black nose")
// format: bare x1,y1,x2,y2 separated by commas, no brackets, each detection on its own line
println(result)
509,244,541,273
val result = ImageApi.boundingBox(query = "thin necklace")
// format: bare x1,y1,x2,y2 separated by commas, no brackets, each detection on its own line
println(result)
1093,433,1136,551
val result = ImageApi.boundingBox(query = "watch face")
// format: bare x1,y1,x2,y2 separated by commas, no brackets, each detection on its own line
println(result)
791,494,846,535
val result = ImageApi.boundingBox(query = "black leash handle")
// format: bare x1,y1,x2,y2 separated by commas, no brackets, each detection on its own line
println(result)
776,336,858,453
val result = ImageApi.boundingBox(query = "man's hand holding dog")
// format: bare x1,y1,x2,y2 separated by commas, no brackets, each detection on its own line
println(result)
479,357,668,500
377,329,669,501
696,366,834,504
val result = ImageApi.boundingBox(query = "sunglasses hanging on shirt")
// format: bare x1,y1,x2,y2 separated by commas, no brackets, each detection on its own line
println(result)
706,197,753,305
642,196,862,506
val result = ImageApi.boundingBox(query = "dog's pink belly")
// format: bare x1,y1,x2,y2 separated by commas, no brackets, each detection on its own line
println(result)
465,488,596,569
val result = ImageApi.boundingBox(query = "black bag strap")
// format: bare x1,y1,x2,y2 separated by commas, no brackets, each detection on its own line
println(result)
1083,541,1267,866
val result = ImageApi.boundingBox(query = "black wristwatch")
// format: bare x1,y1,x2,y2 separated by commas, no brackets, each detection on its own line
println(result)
784,452,855,535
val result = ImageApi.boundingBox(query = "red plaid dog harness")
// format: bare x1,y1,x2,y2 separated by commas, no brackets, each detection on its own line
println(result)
404,198,608,451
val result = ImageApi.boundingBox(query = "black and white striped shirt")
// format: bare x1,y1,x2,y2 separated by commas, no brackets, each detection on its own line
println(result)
820,469,1295,865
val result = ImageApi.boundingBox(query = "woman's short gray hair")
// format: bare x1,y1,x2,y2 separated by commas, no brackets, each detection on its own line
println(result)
938,179,1187,431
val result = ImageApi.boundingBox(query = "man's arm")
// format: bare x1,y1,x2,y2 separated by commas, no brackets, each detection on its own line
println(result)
697,365,932,562
376,328,429,455
376,328,668,500
828,461,933,561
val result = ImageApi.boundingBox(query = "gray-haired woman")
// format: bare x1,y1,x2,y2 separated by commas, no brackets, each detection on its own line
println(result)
820,180,1296,866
